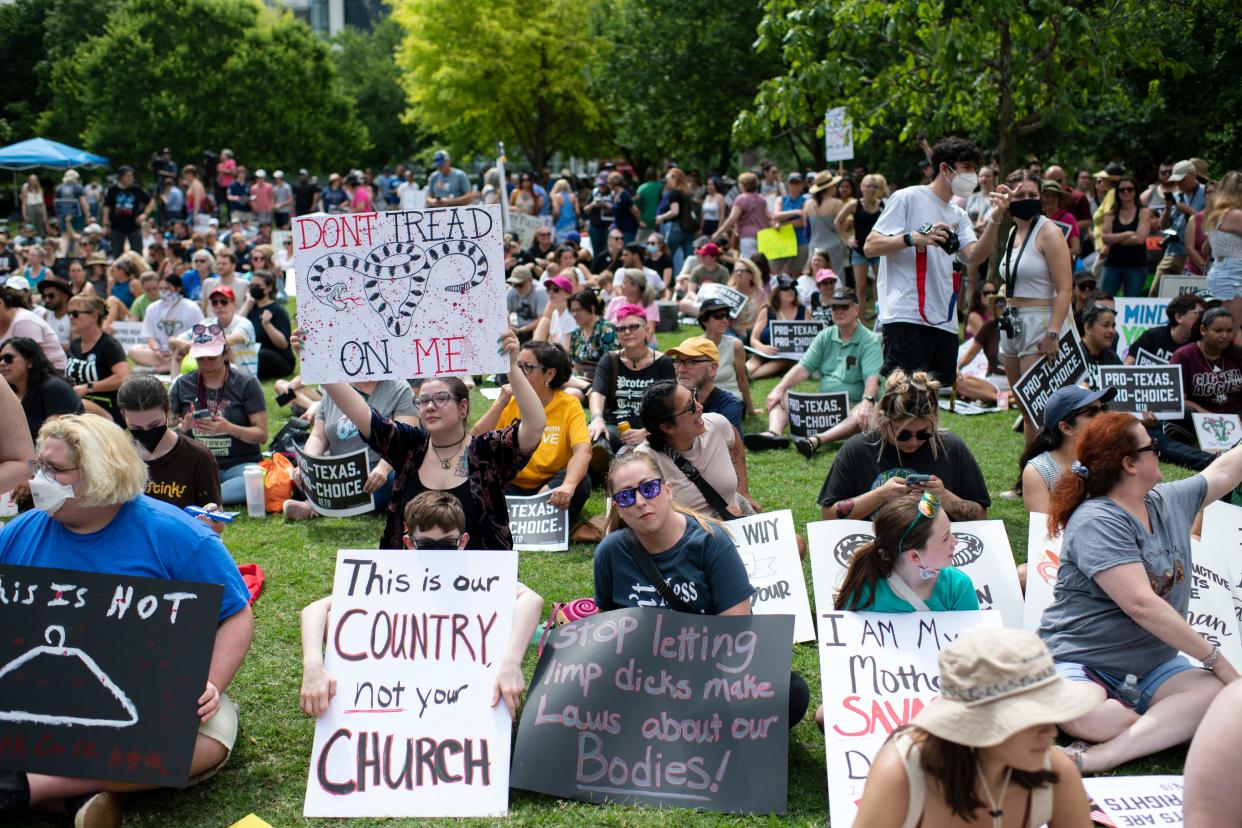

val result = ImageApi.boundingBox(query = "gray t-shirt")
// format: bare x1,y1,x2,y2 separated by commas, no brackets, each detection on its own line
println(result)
507,284,548,329
428,168,473,201
1039,475,1207,676
315,380,416,466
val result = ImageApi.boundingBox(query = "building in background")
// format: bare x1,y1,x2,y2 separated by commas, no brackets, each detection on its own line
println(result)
267,0,382,37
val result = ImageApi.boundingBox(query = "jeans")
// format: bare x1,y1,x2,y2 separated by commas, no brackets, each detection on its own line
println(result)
219,462,252,506
507,467,592,525
1150,423,1212,472
108,227,142,256
665,223,694,275
588,225,610,259
1101,264,1147,297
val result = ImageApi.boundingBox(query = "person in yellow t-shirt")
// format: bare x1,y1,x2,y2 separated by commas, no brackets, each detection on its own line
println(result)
472,341,592,522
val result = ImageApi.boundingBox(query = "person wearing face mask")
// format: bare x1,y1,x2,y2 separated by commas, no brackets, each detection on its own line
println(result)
129,272,204,370
244,269,294,379
863,136,1007,385
118,374,221,510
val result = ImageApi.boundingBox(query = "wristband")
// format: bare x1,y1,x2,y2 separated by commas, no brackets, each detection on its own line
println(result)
1204,645,1221,670
862,395,876,403
903,232,914,247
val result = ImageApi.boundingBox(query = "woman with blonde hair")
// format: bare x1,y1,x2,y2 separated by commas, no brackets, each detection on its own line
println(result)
655,167,695,273
835,172,888,311
550,179,580,243
1204,170,1242,325
20,174,46,231
712,171,770,259
726,257,766,338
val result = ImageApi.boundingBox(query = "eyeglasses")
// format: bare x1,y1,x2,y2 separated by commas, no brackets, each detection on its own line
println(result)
894,427,934,442
611,478,663,508
615,322,644,334
1133,442,1161,459
191,323,223,340
673,357,712,368
413,391,456,409
515,361,541,375
410,534,462,550
896,491,941,552
29,458,78,478
0,353,15,364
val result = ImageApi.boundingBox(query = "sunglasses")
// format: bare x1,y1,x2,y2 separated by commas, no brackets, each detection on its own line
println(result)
672,390,700,419
67,310,94,319
210,297,232,306
700,310,730,322
1117,187,1136,193
611,478,663,508
615,322,645,334
413,391,456,409
897,491,941,552
1076,282,1096,290
1133,442,1161,459
1070,403,1108,420
982,290,997,297
191,323,223,340
410,534,461,550
0,353,15,364
895,427,934,442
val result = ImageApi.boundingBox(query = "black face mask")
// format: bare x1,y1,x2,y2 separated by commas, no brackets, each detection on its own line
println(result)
129,423,168,453
411,536,461,550
248,284,266,300
1009,198,1043,221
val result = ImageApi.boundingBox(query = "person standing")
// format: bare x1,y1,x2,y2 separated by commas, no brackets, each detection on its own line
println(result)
1100,175,1154,297
1155,159,1208,281
771,172,809,275
1204,170,1242,324
426,150,475,207
249,170,275,226
102,166,153,255
292,169,318,216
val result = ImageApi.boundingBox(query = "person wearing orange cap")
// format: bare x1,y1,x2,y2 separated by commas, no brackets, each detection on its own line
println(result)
665,335,743,431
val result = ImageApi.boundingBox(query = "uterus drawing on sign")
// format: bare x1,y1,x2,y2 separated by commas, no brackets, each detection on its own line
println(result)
307,239,489,337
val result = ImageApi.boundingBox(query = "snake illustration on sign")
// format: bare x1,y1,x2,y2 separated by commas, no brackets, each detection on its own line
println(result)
832,532,985,568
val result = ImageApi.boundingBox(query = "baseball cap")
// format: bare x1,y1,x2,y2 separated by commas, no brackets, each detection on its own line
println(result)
543,275,573,293
506,265,534,286
3,276,29,292
433,150,449,165
209,285,236,303
1072,270,1096,287
83,223,103,235
695,241,721,258
329,172,341,182
273,170,285,179
697,298,731,319
1193,288,1222,308
827,287,859,306
815,268,838,284
666,336,719,363
1042,385,1117,429
775,274,797,291
188,324,227,359
298,168,309,176
787,171,804,182
255,169,267,179
1166,160,1196,183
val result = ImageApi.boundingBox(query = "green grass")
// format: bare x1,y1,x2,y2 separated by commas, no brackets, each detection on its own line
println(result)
31,322,1190,826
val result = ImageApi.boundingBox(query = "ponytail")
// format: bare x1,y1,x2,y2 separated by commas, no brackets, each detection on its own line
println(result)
834,540,895,610
834,495,938,610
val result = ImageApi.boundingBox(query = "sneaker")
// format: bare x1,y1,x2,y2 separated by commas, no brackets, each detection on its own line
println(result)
743,432,790,451
71,792,123,828
282,499,316,520
792,435,818,459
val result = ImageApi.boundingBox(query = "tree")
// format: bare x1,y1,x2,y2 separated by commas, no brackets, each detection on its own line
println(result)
0,0,52,141
41,0,369,170
391,0,609,170
591,0,778,174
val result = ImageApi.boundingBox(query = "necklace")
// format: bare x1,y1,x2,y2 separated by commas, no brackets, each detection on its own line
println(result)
976,762,1013,828
431,433,467,470
622,348,649,370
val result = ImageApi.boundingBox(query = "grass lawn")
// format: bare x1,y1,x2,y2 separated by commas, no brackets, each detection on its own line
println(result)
30,321,1192,826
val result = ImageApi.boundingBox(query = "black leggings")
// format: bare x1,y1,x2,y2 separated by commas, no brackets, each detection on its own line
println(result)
789,670,810,726
506,468,593,526
257,348,295,380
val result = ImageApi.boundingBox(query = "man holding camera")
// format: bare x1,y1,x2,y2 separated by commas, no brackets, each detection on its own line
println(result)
864,136,1006,385
1156,159,1207,279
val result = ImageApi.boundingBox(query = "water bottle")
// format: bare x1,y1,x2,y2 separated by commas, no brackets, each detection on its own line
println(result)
243,465,266,518
1118,673,1140,706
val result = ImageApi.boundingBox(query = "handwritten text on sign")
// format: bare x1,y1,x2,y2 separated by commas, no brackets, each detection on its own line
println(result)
303,548,517,818
293,207,508,383
293,444,374,517
511,608,793,814
817,611,1001,828
506,492,569,552
766,320,825,359
786,391,848,439
0,565,221,787
728,511,815,642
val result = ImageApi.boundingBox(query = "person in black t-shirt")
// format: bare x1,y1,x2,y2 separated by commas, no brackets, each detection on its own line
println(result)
1124,292,1207,363
0,336,82,441
102,165,153,255
1081,304,1122,390
245,270,294,379
64,295,130,424
588,305,675,459
292,169,318,215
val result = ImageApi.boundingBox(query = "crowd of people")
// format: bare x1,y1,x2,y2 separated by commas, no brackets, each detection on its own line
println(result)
3,135,1242,827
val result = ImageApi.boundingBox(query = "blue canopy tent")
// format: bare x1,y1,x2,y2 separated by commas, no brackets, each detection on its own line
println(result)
0,137,109,170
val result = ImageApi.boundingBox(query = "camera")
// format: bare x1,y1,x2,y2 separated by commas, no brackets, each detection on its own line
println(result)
918,223,961,254
997,307,1022,338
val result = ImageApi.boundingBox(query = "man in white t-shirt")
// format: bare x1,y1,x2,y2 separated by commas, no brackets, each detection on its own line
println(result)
864,136,1007,384
397,169,425,211
130,272,205,370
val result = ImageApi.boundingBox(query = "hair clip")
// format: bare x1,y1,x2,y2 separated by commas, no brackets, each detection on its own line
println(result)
1071,460,1090,481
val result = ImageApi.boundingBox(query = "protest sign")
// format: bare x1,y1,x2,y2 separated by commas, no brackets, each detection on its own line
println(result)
823,107,854,162
1203,501,1242,635
1083,776,1183,827
1193,411,1242,452
937,398,1003,415
0,564,222,787
807,519,1024,628
1157,274,1204,298
1114,297,1170,355
1011,326,1087,425
765,319,826,359
111,320,148,354
511,608,793,814
293,444,374,518
756,225,797,260
509,212,545,247
506,492,569,552
694,283,749,318
727,510,814,642
1098,364,1184,419
1134,347,1168,366
1022,513,1060,632
815,610,1001,827
293,206,507,384
303,548,518,817
786,391,849,438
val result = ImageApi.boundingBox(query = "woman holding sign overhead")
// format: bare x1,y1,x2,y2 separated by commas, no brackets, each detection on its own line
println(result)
315,328,545,550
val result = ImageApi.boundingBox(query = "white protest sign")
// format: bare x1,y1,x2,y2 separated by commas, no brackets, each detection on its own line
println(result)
303,548,518,817
1203,501,1242,632
111,321,147,353
1083,776,1183,827
808,519,1024,628
1157,273,1204,298
1193,411,1242,452
823,107,854,162
726,510,814,643
1022,513,1061,632
1115,297,1170,355
694,283,749,318
293,444,374,518
508,212,545,248
293,207,508,383
1134,347,1168,366
506,492,569,552
815,610,1001,827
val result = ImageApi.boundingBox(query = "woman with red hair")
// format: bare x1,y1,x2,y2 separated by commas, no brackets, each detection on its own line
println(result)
1038,411,1242,773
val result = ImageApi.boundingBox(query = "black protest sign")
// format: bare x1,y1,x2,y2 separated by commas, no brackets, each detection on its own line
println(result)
694,284,749,319
0,564,222,787
767,320,825,359
506,492,569,551
511,608,793,814
294,444,374,517
1134,347,1169,366
1012,327,1087,424
786,392,849,438
1098,364,1184,419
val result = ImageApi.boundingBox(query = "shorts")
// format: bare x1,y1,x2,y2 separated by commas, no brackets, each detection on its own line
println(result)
850,250,880,269
999,305,1073,359
189,692,239,784
1207,258,1242,300
255,211,273,226
880,322,958,386
1055,655,1196,715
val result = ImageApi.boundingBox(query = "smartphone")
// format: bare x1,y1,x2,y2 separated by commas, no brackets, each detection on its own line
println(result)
904,473,932,485
191,409,213,419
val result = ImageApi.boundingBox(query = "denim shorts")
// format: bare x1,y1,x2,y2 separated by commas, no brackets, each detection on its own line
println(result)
850,250,880,268
1055,654,1197,714
1207,258,1242,301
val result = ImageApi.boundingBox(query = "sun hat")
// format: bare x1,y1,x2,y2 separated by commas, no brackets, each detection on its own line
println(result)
913,628,1099,748
809,171,841,194
1042,385,1117,430
85,251,109,266
665,336,719,363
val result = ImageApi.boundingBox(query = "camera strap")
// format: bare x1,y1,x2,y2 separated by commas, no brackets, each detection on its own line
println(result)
1002,216,1042,298
915,245,962,326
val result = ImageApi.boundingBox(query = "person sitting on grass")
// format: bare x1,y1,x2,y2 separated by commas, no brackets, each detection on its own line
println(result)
299,491,544,720
748,287,883,458
954,282,1006,406
694,298,754,415
592,451,808,726
1,336,82,441
471,341,592,525
1184,679,1242,826
817,369,990,521
1017,385,1115,515
562,288,617,401
746,273,809,380
1124,292,1206,364
666,335,744,431
64,293,130,424
170,285,257,377
129,272,204,372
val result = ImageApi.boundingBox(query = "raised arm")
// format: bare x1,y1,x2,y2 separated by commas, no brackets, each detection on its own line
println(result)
500,330,547,453
1201,441,1242,503
323,382,374,440
0,380,34,492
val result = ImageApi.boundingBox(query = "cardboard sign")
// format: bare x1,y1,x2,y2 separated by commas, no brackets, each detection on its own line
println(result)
756,224,798,260
786,391,849,438
511,608,793,814
1134,347,1168,366
766,319,826,360
293,444,374,518
1084,776,1184,827
1012,326,1087,425
111,320,148,353
506,492,569,552
694,283,749,319
815,610,1002,827
1021,513,1060,632
303,548,518,817
0,564,222,787
1193,411,1242,452
1114,297,1170,353
1098,364,1184,419
293,207,508,383
508,212,545,248
1157,273,1204,298
807,519,1025,628
823,107,854,162
1203,501,1242,637
727,510,814,643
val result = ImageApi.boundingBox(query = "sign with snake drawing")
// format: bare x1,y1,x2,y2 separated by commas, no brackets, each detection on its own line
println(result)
293,206,507,383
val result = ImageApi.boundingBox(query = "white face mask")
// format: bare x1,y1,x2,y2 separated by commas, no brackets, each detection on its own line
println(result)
948,167,978,198
913,551,941,581
160,289,177,303
29,472,76,515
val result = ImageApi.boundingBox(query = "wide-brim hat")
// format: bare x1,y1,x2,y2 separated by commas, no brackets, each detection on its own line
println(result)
913,628,1099,748
809,171,841,194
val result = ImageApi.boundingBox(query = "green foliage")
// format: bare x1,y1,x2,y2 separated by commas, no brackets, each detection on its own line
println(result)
0,0,53,139
391,0,610,171
41,0,370,170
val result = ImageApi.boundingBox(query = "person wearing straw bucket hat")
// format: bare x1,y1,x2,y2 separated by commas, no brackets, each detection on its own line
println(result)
854,627,1095,828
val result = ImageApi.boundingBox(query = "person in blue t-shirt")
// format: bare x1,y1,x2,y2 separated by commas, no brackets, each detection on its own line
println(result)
0,414,253,824
593,451,808,725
